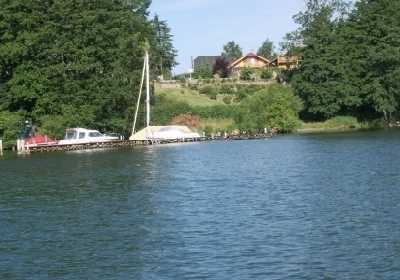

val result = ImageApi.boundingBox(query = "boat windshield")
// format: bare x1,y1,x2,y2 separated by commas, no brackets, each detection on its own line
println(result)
65,130,77,140
89,132,103,138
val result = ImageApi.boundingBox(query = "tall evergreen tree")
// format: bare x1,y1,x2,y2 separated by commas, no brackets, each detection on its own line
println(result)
151,14,177,79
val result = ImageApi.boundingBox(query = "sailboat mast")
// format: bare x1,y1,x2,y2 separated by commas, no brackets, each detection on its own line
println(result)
145,51,150,127
131,57,146,134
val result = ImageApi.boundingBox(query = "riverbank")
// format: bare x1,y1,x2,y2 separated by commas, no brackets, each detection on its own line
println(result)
296,116,385,134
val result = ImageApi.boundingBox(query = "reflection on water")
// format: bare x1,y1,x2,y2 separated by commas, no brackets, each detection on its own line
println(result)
1,130,400,279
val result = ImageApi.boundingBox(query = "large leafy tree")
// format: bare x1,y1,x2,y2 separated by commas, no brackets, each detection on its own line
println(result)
290,0,360,120
222,41,243,61
344,0,400,120
257,39,275,60
291,0,400,121
0,0,176,140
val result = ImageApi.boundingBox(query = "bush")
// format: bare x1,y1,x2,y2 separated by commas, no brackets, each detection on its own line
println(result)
199,85,218,100
193,67,213,79
220,85,236,95
260,69,273,80
234,84,303,133
152,95,192,125
0,111,24,148
223,96,232,105
240,68,254,81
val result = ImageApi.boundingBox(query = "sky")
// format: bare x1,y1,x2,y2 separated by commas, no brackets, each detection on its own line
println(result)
150,0,306,75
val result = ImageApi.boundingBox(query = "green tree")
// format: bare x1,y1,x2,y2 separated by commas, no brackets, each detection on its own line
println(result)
344,0,400,120
234,85,303,133
290,0,358,119
151,14,178,79
0,111,24,148
222,41,243,61
0,0,173,141
257,39,275,59
291,0,400,121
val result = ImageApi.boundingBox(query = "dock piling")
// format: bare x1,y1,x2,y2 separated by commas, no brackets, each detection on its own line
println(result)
0,139,3,156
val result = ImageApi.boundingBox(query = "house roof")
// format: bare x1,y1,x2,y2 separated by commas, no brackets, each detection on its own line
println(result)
270,56,300,64
229,53,270,68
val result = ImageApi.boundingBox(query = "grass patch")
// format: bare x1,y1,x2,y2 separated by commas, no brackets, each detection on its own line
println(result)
200,118,234,134
155,88,225,107
298,116,383,133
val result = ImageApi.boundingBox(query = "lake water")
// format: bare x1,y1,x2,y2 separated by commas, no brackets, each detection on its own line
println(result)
1,130,400,279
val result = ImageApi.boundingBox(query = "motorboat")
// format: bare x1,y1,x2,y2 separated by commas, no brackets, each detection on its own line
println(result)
58,128,119,145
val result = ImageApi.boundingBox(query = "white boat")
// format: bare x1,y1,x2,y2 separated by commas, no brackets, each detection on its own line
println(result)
58,128,119,145
130,126,201,141
129,51,201,142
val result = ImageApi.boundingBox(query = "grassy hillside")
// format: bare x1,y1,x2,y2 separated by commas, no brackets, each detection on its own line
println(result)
155,88,225,107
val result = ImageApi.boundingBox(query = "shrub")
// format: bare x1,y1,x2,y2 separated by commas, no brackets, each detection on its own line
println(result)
260,69,273,80
220,85,236,95
199,85,218,100
193,67,213,79
240,68,254,81
234,84,303,133
152,95,192,125
0,111,24,148
223,96,232,105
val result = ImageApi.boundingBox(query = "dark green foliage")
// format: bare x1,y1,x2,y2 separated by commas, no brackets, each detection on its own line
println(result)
219,85,236,95
151,14,178,79
199,86,218,100
151,95,191,125
0,0,176,141
222,41,243,61
193,67,213,79
260,69,273,80
192,105,236,119
222,96,232,105
257,39,275,59
240,68,254,81
234,85,303,133
0,111,24,148
291,0,400,121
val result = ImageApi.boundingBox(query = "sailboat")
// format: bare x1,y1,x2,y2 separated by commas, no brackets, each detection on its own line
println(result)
129,51,201,142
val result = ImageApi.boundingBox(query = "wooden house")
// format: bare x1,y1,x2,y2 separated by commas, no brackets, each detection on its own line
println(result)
229,53,270,77
270,56,301,70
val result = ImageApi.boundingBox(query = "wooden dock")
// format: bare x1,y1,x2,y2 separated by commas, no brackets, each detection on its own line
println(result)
22,133,274,154
26,138,207,153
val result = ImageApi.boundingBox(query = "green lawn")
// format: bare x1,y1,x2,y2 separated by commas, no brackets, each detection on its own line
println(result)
155,88,225,107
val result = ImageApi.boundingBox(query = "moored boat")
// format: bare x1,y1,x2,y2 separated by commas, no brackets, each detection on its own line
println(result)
58,128,119,145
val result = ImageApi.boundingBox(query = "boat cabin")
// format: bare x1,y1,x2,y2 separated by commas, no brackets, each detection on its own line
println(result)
59,128,119,145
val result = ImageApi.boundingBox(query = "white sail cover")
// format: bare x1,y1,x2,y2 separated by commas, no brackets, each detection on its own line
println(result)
130,126,201,141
